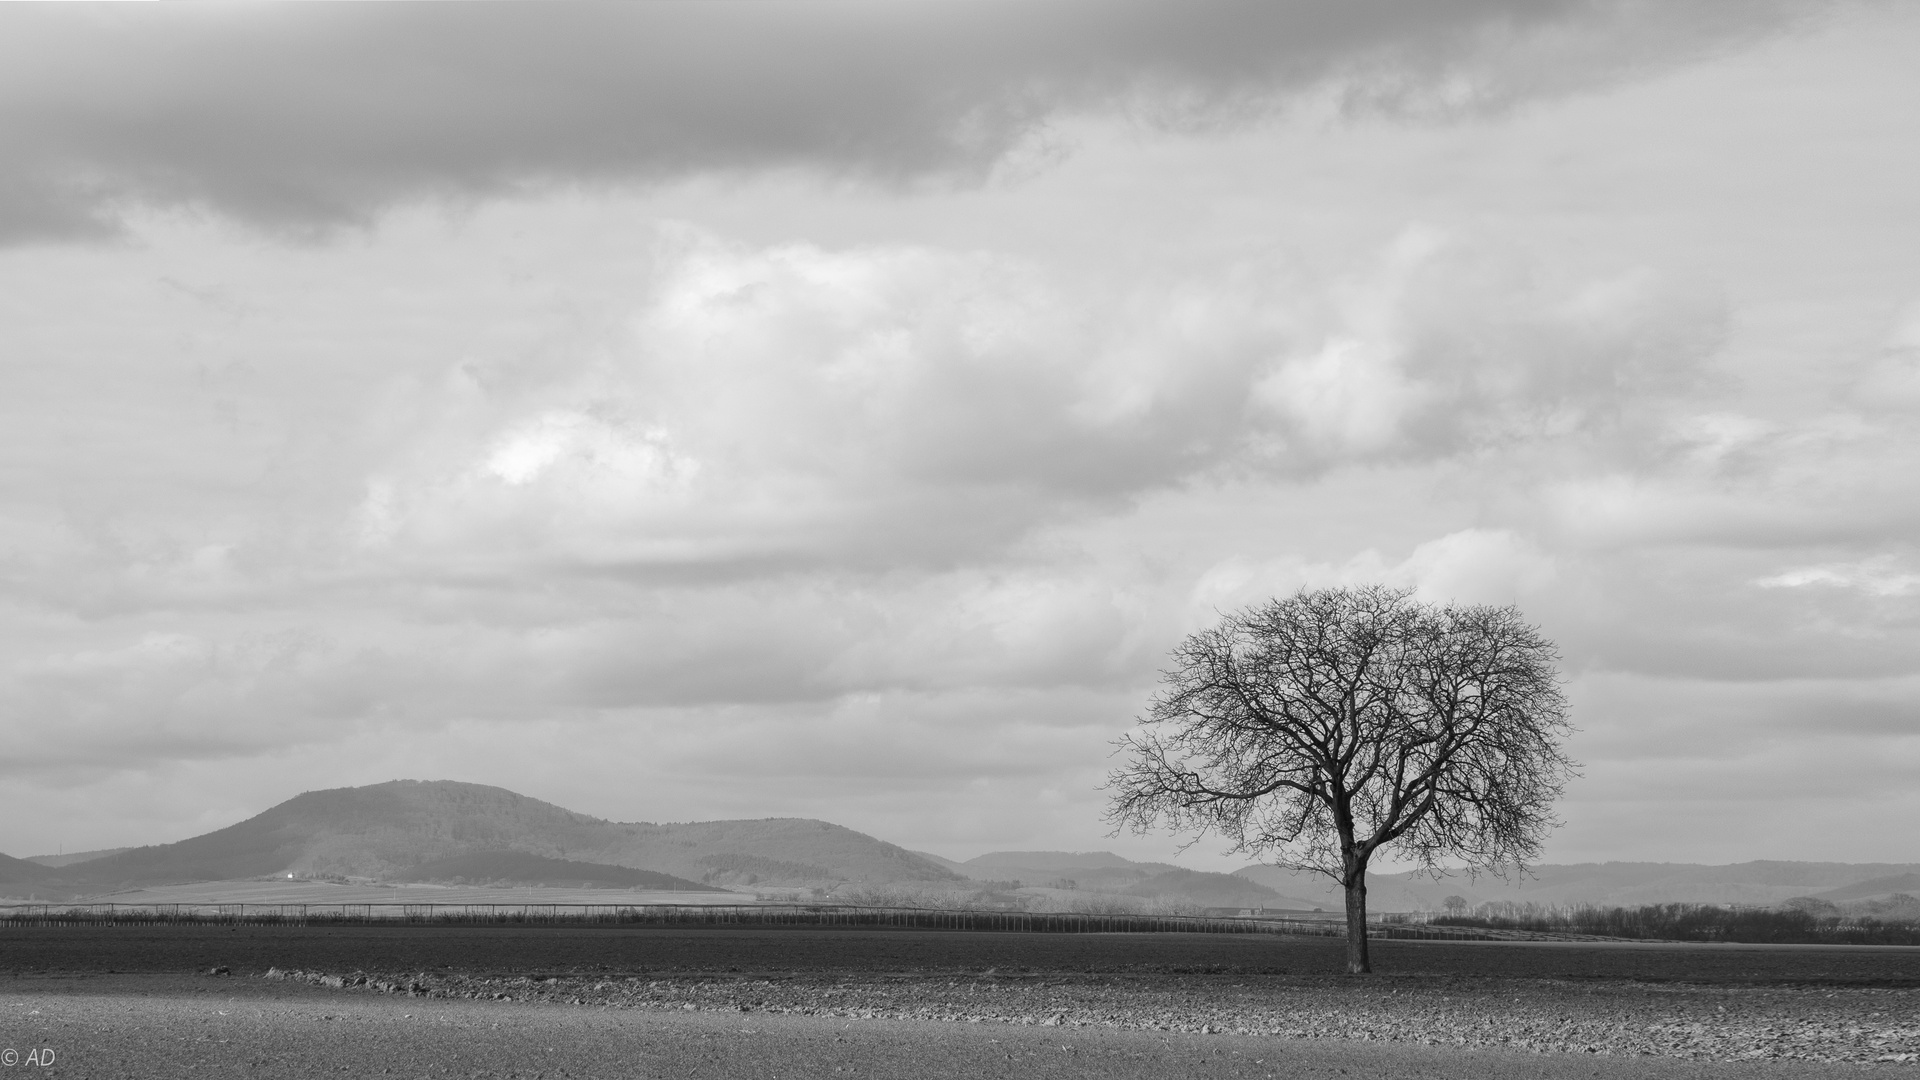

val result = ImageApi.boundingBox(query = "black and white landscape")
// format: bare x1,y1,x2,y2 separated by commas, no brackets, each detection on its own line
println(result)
3,3,1919,1076
4,780,1917,919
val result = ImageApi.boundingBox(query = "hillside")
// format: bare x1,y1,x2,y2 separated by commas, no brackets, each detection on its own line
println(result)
1233,865,1419,911
1816,873,1920,902
19,781,1916,909
908,850,972,876
966,851,1141,874
388,851,718,891
938,850,1323,909
1120,869,1285,909
950,851,1185,892
1233,860,1920,911
58,780,610,888
23,847,133,868
578,818,961,888
0,852,56,887
38,780,959,893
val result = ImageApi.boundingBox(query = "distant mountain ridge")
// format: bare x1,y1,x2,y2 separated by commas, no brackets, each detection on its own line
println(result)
23,847,133,868
1817,873,1920,902
0,852,56,887
937,851,1920,912
1232,859,1920,911
966,851,1142,873
939,849,1321,910
5,781,1915,910
389,851,714,891
2,780,959,897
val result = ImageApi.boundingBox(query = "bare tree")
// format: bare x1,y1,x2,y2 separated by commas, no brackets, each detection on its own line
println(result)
1107,586,1575,974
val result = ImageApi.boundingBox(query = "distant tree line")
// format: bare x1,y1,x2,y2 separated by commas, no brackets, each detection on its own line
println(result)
1418,901,1920,946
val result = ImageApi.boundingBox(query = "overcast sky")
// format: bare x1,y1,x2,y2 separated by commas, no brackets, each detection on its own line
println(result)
2,1,1917,868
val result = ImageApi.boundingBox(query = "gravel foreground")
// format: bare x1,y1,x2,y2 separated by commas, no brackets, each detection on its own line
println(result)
0,974,1902,1080
252,963,1919,1067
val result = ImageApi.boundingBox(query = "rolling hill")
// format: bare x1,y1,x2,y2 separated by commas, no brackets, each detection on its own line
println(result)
935,852,1920,912
948,851,1187,893
945,850,1323,908
604,817,960,889
1120,868,1287,909
1232,860,1920,911
1815,872,1920,902
9,780,1916,911
55,781,611,888
0,852,56,888
387,850,716,891
22,847,133,868
965,851,1142,874
20,780,962,895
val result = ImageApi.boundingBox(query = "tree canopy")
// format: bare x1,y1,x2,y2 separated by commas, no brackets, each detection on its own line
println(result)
1107,585,1575,973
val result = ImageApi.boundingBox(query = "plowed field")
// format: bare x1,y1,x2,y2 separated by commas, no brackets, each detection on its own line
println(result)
3,924,1914,1077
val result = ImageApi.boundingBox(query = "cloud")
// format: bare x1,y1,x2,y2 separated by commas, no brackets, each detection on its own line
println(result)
0,215,1745,832
1397,529,1560,605
1532,300,1920,553
0,630,387,774
1249,230,1722,465
1844,299,1920,412
353,232,1250,572
0,532,1165,774
0,1,1827,243
0,209,1742,826
343,226,1719,578
1190,527,1558,619
1558,670,1920,862
1757,557,1920,597
1541,412,1920,553
0,2,1916,869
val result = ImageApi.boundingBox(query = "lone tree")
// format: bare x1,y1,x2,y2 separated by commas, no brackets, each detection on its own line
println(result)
1107,585,1574,974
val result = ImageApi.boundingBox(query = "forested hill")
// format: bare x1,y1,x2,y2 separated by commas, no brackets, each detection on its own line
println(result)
0,852,56,887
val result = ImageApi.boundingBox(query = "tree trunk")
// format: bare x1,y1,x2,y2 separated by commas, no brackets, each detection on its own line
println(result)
1343,862,1371,974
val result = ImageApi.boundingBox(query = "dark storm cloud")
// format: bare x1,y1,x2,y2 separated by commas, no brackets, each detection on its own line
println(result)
0,0,1817,241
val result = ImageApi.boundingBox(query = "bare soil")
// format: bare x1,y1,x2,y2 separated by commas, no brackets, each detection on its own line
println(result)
5,923,1918,984
0,975,1893,1080
2,924,1915,1076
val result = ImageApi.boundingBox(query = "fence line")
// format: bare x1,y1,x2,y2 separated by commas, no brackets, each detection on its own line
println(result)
0,901,1481,937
